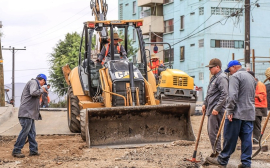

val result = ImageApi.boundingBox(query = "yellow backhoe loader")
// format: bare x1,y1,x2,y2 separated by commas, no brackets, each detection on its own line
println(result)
62,0,195,147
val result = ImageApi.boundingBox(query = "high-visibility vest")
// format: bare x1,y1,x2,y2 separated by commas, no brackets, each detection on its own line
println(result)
148,59,163,74
102,43,121,65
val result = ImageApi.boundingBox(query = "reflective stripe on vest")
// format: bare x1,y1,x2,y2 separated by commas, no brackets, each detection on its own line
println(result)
102,44,121,65
105,43,121,56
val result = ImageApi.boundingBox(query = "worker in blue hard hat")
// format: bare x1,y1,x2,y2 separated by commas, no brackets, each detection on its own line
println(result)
12,74,47,158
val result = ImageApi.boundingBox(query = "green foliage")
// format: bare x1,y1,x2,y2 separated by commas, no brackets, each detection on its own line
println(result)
48,32,84,96
49,100,67,108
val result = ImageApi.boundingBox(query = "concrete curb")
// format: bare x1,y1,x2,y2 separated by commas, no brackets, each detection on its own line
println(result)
40,108,67,112
0,105,17,126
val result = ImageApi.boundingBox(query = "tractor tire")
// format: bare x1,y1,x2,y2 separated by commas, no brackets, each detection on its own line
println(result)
80,110,86,141
67,87,81,133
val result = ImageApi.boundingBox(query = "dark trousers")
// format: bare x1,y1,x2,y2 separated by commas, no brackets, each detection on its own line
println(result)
218,119,253,167
41,96,48,108
207,112,224,152
253,116,262,142
12,118,38,154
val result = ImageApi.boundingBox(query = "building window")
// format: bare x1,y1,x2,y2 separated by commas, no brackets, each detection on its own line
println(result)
164,49,174,62
119,4,123,20
133,29,136,41
164,0,174,4
140,7,150,18
125,3,129,6
190,44,195,47
199,39,204,48
164,19,174,33
210,40,244,48
190,12,195,15
211,7,243,16
180,16,184,30
180,46,185,62
199,7,204,15
199,72,204,80
133,1,136,14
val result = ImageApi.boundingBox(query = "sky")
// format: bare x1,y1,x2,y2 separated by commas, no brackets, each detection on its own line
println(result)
0,0,118,86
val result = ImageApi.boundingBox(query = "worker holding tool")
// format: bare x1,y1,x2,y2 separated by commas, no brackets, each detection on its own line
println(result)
202,58,228,157
12,74,47,158
247,71,268,144
206,60,256,168
97,33,127,64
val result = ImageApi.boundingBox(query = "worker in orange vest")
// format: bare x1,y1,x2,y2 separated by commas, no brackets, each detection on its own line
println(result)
148,53,164,75
97,33,127,64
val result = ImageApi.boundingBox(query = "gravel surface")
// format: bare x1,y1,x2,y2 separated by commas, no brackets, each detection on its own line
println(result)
0,116,270,168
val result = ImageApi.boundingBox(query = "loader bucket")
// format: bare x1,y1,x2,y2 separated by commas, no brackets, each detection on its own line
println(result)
85,104,195,147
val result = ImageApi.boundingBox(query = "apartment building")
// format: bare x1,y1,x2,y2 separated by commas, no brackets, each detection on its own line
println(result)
118,0,270,97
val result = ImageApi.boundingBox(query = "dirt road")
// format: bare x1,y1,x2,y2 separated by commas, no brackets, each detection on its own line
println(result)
1,115,270,168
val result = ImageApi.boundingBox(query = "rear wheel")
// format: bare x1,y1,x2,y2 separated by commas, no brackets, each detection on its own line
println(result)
67,87,81,133
80,110,86,141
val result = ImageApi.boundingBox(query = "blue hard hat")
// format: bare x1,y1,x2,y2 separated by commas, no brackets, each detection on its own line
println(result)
225,60,241,73
37,74,47,85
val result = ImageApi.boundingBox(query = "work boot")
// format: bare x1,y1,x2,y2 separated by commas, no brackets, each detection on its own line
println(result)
12,153,25,158
238,164,251,168
206,156,226,168
29,152,40,156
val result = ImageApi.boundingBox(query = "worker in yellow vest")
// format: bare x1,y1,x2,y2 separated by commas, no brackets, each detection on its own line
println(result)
97,33,127,64
148,53,164,75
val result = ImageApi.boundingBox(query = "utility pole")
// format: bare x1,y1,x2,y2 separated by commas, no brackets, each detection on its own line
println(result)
0,21,4,106
244,0,251,70
2,47,26,107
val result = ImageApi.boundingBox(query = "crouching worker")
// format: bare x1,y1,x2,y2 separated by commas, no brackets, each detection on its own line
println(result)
12,74,47,158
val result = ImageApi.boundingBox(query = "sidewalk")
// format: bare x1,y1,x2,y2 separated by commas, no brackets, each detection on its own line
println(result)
0,104,19,135
0,104,17,126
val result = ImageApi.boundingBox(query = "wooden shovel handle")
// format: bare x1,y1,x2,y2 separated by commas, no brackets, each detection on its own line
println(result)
194,112,206,150
217,111,226,138
261,111,270,134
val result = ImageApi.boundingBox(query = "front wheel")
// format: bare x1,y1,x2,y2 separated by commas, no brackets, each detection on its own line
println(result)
67,87,81,133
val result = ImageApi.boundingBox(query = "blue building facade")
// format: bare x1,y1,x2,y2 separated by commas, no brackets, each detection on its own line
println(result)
118,0,270,97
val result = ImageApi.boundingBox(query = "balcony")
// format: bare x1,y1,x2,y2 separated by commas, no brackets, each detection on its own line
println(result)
141,16,164,35
138,0,164,7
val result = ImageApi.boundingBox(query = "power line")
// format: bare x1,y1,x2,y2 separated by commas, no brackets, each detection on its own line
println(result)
9,6,90,46
5,67,49,72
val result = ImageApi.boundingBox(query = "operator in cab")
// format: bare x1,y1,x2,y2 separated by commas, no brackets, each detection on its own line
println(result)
97,33,127,64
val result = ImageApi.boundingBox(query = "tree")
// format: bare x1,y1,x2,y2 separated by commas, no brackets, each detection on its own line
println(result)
49,32,84,96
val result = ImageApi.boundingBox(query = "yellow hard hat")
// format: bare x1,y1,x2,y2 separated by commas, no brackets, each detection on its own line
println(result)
108,33,123,42
151,53,159,59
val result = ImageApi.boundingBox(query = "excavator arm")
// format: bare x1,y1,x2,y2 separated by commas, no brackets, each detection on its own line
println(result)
90,0,108,52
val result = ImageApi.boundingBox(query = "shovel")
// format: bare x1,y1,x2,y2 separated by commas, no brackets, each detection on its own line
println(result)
252,110,270,159
186,111,206,163
209,111,226,157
